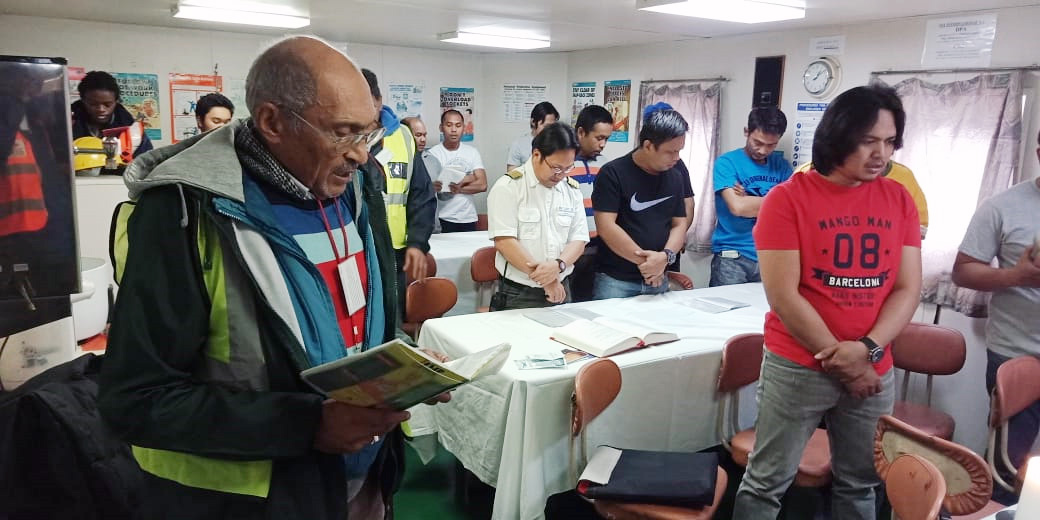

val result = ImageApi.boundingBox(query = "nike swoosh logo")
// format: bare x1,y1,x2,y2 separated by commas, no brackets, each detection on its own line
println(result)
630,194,672,211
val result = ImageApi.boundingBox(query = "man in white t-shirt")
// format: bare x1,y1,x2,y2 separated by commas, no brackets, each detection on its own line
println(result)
505,101,559,172
427,109,487,232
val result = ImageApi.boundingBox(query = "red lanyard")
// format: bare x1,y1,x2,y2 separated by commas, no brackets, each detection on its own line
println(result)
315,198,350,264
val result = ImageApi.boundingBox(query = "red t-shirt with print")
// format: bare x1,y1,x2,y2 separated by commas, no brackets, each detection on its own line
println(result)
753,170,921,375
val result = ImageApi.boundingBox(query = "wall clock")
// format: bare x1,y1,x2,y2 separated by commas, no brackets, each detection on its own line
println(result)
802,56,841,98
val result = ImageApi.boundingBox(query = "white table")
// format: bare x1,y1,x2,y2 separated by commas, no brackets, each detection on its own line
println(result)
414,283,768,520
426,230,491,316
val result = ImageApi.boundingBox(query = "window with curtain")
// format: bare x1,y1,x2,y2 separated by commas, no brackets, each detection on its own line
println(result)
636,80,722,255
876,72,1023,316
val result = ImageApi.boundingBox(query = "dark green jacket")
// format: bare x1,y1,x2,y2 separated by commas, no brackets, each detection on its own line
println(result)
98,121,406,519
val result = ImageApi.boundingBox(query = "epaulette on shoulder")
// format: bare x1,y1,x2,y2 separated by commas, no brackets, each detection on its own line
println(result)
506,169,523,179
566,177,580,189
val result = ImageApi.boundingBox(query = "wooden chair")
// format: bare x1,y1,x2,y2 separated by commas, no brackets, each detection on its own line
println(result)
475,213,489,231
404,252,437,286
890,322,966,440
986,355,1040,493
401,277,457,339
873,414,1005,519
666,272,694,291
715,333,833,489
470,246,498,313
572,359,727,519
885,454,946,520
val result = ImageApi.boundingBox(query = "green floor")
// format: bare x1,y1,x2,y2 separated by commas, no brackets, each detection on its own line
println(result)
394,444,490,519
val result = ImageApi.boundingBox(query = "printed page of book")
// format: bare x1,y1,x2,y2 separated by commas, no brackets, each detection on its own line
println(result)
551,319,641,357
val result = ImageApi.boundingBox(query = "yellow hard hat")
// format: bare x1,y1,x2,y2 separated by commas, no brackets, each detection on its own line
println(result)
73,136,106,175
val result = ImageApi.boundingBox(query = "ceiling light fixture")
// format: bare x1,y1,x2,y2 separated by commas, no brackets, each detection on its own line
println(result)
172,1,310,29
637,0,805,24
438,31,550,50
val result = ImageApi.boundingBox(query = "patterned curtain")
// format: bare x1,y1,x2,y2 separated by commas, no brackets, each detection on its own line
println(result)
637,80,723,255
879,72,1023,316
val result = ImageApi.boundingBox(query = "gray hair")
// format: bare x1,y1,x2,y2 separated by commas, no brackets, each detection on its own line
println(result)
245,35,356,130
638,109,688,147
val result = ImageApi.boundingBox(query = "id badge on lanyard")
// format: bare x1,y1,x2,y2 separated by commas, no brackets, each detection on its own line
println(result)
318,198,366,315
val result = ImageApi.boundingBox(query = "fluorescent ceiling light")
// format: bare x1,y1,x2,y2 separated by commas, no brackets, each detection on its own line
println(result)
438,31,550,50
638,0,805,24
172,3,310,29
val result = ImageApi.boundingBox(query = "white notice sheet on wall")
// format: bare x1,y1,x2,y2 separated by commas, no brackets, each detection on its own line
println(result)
792,102,827,169
502,84,548,123
922,14,997,68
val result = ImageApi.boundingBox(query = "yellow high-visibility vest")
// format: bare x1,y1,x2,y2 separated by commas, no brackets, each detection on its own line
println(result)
380,126,415,249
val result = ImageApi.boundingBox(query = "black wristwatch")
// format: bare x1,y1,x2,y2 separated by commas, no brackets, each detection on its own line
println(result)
663,248,677,265
859,336,884,364
556,258,566,273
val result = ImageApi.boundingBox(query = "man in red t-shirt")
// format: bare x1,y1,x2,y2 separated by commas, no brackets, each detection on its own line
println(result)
733,85,922,520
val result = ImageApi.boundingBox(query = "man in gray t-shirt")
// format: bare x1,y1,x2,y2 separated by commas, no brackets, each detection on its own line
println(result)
953,133,1040,500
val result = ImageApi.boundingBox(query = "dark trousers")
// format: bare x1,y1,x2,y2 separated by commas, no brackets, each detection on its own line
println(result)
439,220,476,233
986,350,1040,503
394,248,407,322
489,277,571,311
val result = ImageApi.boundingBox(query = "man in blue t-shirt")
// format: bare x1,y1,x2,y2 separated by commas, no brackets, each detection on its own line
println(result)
710,106,792,286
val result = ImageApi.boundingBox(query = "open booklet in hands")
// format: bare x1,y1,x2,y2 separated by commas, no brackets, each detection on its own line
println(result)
300,340,510,410
550,317,678,358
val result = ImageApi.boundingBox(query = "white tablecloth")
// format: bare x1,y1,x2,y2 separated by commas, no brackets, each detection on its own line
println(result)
426,231,491,316
414,283,768,520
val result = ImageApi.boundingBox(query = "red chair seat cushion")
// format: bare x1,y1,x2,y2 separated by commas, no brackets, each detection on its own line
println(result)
730,428,832,488
892,400,956,440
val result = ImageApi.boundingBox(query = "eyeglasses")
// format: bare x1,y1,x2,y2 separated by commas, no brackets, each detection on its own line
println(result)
542,158,576,176
288,109,385,152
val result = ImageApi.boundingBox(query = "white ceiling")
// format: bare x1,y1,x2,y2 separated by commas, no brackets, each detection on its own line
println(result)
1,0,1036,52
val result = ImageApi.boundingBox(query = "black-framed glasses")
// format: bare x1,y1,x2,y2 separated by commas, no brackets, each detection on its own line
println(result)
542,158,576,176
288,109,385,152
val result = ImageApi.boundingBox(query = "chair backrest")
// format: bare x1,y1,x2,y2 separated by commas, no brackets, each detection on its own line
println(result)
475,213,489,231
405,252,438,286
990,355,1040,427
886,454,946,520
405,277,457,324
570,358,622,483
891,322,966,405
666,271,694,291
717,333,765,393
716,333,765,450
986,355,1040,491
874,414,992,516
572,358,622,437
470,246,498,283
891,322,966,375
470,246,499,311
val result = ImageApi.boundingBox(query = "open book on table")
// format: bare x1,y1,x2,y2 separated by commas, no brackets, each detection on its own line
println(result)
550,317,678,358
300,340,510,410
681,296,750,314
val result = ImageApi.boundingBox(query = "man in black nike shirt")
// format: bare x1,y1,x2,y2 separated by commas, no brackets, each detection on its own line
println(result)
591,107,689,299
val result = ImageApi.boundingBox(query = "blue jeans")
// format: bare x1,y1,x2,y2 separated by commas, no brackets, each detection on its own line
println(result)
986,350,1040,503
709,252,761,287
734,351,895,520
592,272,669,300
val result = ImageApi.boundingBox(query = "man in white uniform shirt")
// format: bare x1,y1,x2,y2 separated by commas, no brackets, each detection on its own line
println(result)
428,109,487,232
487,123,589,310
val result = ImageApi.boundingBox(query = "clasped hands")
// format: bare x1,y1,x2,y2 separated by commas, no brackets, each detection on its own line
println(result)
814,340,881,399
634,249,668,287
526,261,566,303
